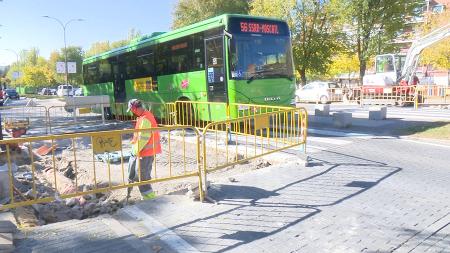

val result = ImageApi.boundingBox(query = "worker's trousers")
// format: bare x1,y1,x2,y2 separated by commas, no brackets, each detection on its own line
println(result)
128,155,154,196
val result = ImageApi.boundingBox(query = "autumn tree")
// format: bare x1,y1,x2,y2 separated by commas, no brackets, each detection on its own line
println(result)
172,0,250,29
6,49,56,88
420,9,450,69
338,0,423,83
251,0,343,85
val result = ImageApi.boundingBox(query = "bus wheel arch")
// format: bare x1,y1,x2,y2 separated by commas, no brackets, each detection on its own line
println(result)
176,97,194,125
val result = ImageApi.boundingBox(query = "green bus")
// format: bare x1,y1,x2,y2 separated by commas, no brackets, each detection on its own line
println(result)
82,14,295,121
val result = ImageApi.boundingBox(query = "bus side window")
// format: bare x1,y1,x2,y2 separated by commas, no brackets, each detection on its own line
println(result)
169,39,191,74
136,47,155,79
155,44,169,76
193,33,204,70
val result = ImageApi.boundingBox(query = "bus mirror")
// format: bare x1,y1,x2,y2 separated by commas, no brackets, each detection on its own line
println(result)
224,30,233,39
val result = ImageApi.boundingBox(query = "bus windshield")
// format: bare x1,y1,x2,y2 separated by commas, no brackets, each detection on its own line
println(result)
230,35,294,80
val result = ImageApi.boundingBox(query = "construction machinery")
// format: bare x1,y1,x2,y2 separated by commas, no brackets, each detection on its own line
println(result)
362,24,450,105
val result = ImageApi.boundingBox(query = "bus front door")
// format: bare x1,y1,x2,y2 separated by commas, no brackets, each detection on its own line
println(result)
205,37,227,103
111,59,126,103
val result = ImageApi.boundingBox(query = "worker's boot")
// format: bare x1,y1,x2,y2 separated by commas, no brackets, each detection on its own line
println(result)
142,191,157,200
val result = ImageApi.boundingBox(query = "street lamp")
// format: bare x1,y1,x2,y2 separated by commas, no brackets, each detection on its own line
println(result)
3,49,20,90
42,16,84,86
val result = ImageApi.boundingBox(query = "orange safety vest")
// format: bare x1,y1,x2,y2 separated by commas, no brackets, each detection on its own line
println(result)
132,111,161,157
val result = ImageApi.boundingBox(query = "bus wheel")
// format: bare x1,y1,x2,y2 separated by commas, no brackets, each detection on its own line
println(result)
396,98,406,107
103,107,113,120
320,95,329,104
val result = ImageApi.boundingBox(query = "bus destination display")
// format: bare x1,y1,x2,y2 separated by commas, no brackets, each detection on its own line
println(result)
229,17,289,36
240,22,279,34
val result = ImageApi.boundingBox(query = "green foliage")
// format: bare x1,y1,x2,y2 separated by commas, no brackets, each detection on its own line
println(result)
85,28,143,57
250,0,343,85
85,41,111,57
337,0,423,81
172,0,250,29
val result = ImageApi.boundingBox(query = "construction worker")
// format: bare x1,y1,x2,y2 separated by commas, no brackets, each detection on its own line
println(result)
127,99,161,200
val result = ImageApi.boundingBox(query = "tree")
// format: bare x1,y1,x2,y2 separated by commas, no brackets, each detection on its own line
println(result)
172,0,250,29
85,28,143,57
250,0,343,85
20,64,55,87
338,0,423,83
326,53,360,79
420,9,450,69
85,41,111,58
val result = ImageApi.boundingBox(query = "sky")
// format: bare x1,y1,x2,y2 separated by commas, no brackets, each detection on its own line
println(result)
0,0,177,65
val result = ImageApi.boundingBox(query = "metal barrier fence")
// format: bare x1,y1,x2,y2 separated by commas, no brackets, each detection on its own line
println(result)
174,100,294,129
110,102,176,126
0,126,203,210
0,104,308,210
415,85,450,107
201,107,308,191
47,103,110,133
358,86,417,106
0,105,49,135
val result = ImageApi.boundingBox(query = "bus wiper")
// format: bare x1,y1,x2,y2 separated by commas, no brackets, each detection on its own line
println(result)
247,70,292,83
247,72,264,84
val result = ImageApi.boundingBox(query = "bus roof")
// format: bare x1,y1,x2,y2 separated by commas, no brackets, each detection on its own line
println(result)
83,14,286,64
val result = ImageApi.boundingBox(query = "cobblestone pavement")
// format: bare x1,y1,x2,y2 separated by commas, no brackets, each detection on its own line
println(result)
15,131,450,252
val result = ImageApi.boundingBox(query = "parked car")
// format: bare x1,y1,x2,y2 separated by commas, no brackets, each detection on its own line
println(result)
56,85,73,97
295,81,342,104
73,88,84,96
4,89,20,100
39,88,54,95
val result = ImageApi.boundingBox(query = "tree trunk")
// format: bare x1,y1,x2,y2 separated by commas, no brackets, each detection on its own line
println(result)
299,68,307,86
359,60,366,86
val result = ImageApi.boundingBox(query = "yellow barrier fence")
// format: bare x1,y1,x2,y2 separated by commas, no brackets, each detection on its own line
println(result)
174,100,297,130
110,102,176,126
415,85,450,107
201,107,308,186
0,126,203,210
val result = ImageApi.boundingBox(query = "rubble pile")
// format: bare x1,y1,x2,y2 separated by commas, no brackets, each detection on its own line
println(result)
1,146,130,226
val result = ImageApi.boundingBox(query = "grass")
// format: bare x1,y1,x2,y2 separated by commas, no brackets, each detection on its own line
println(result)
401,122,450,140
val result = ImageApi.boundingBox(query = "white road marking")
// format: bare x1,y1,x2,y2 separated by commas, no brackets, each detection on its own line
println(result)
308,128,371,139
306,145,328,153
400,138,450,149
124,206,200,253
308,136,352,145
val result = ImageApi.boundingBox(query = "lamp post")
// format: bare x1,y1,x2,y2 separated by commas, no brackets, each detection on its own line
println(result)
42,16,83,85
3,49,20,90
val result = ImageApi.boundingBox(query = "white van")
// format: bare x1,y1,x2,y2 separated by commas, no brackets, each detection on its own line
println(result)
57,85,73,97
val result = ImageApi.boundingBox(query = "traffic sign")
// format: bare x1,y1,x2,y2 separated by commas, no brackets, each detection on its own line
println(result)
56,62,77,74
